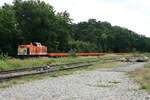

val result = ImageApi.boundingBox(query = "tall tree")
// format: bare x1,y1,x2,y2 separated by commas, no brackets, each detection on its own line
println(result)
13,0,56,43
0,4,18,55
55,11,72,52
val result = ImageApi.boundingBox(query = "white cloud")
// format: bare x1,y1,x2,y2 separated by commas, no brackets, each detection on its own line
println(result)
0,0,150,37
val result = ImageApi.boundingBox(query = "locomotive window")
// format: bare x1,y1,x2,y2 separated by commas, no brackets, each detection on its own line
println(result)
33,42,37,46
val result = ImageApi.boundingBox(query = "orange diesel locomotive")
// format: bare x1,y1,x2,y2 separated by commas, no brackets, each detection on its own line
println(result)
18,42,47,56
18,43,104,57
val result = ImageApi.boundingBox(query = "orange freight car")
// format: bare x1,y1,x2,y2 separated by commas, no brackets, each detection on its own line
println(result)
47,53,68,57
18,42,47,56
47,53,104,57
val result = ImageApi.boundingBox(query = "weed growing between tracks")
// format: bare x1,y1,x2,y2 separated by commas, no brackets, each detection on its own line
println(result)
129,63,150,92
0,61,127,88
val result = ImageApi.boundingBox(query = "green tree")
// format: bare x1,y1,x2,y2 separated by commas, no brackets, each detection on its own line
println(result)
13,0,56,47
0,4,18,55
55,11,72,52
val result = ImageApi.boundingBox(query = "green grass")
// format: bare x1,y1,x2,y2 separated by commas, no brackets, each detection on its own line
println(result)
0,61,127,88
0,53,128,71
128,63,150,92
0,56,99,71
108,81,121,84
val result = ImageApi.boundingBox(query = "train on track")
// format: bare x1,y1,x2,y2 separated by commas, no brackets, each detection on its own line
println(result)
18,42,104,57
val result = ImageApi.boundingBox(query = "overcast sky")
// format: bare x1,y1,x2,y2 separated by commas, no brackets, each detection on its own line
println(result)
0,0,150,37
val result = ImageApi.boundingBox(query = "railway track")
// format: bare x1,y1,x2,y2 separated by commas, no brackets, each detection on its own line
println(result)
0,60,102,80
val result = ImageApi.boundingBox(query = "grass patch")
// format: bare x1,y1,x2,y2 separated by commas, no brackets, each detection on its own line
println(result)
108,81,121,84
86,83,112,88
128,63,150,92
0,61,126,88
0,56,99,71
0,53,130,71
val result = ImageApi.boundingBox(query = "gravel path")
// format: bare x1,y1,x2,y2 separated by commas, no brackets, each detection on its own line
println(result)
0,63,150,100
111,62,145,72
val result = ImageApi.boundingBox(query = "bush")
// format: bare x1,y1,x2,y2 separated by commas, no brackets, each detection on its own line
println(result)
68,49,76,57
0,52,9,61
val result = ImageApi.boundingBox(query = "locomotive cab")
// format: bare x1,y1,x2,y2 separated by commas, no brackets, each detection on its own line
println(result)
18,42,47,56
17,46,29,55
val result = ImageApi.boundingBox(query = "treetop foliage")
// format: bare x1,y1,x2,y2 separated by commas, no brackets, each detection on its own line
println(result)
0,0,150,56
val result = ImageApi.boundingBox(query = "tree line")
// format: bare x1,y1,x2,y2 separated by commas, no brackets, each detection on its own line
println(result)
0,0,150,56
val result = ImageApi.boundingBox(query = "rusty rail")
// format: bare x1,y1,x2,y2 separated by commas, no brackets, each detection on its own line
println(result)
0,61,97,80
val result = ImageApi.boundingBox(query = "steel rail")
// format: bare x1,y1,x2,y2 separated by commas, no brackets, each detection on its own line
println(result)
0,61,98,80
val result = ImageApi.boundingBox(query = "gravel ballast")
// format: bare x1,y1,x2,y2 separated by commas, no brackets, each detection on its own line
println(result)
0,63,150,100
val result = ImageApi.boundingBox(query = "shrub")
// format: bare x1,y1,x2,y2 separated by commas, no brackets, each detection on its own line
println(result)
0,52,9,61
68,49,76,57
